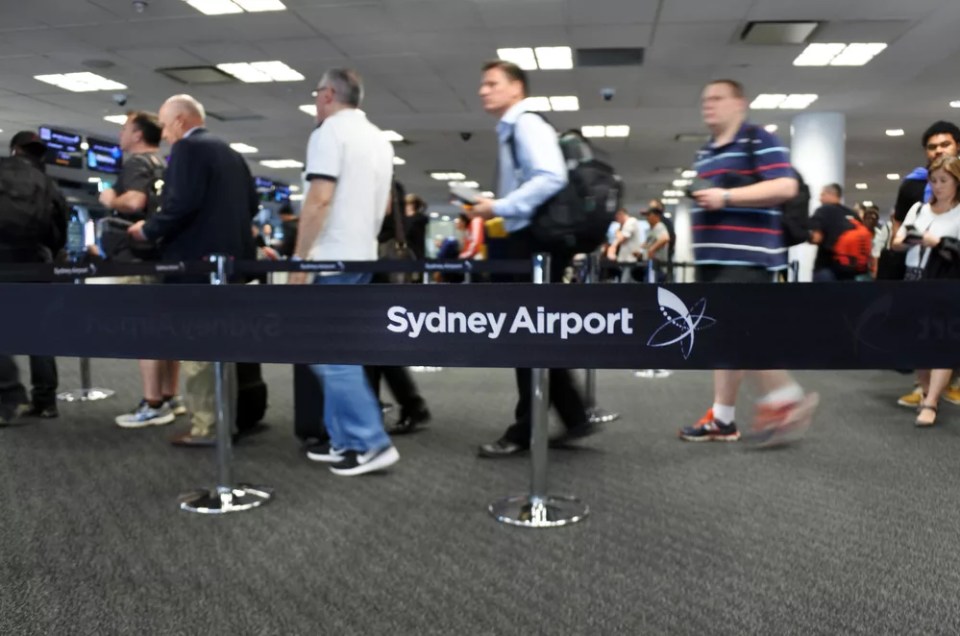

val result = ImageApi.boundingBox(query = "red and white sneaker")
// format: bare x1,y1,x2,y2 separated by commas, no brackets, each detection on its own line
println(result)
744,393,820,448
678,408,741,442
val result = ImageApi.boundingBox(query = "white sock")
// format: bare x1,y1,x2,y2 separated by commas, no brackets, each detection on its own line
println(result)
758,383,804,405
713,403,735,424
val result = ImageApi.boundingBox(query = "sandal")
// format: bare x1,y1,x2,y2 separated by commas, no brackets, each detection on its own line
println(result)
915,404,938,427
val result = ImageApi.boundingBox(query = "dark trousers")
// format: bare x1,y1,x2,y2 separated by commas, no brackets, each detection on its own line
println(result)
0,355,58,409
364,366,426,413
500,227,587,445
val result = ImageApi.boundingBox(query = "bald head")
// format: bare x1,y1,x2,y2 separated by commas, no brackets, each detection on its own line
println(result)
158,94,206,145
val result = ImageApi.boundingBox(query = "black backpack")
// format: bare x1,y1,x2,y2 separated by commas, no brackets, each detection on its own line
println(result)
0,156,65,256
745,126,811,246
509,113,622,253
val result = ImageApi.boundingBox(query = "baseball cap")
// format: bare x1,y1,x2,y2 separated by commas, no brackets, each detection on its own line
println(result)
10,131,47,154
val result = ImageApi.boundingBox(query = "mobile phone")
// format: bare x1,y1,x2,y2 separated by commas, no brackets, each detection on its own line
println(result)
450,183,481,205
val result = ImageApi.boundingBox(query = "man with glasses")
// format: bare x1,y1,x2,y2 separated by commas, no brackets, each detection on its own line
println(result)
291,69,400,476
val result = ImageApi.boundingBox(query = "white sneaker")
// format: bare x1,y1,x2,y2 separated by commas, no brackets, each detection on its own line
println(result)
306,442,345,463
116,401,176,429
329,445,400,476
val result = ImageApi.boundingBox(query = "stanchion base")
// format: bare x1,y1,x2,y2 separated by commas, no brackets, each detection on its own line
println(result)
633,369,673,379
57,388,115,402
410,366,444,373
178,485,273,515
489,494,588,528
587,407,620,424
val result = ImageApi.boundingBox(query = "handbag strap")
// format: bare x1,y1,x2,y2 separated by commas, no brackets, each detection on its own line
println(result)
390,184,408,249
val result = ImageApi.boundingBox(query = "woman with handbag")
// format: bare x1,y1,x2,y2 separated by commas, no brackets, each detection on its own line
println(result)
891,155,960,426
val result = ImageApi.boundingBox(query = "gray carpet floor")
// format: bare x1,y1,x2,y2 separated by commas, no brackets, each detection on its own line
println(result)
0,359,958,635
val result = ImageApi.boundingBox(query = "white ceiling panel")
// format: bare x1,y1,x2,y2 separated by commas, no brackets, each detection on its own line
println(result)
295,3,396,36
475,0,567,28
569,24,653,48
565,0,660,26
659,0,754,23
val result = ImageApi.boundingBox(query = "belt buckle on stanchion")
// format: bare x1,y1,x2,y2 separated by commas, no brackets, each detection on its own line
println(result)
489,253,589,528
179,255,272,515
582,251,620,425
57,274,115,402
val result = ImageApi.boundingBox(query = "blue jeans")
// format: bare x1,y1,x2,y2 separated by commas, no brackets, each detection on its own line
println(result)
309,273,390,452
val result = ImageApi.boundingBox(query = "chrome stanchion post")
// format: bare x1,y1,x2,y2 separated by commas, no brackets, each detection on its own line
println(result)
57,276,114,402
412,262,443,373
179,255,272,515
634,259,672,379
582,251,619,424
489,253,589,528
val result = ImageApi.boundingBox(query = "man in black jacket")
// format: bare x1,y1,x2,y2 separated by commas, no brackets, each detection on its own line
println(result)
0,131,69,422
129,94,258,446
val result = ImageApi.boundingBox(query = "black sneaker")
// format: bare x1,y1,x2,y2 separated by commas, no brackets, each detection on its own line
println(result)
388,406,431,435
306,442,345,463
329,445,400,476
16,404,58,419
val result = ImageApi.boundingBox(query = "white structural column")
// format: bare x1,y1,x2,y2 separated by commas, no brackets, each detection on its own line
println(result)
789,112,846,282
671,199,694,281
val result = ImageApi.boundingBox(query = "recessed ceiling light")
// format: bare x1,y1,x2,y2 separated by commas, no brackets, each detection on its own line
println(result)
604,125,630,138
497,48,537,71
662,189,684,197
430,172,466,181
830,43,887,66
525,97,551,111
217,61,304,83
383,130,404,142
289,185,300,192
673,179,692,187
793,43,846,67
662,198,680,205
290,193,304,201
80,142,89,150
299,104,317,117
951,101,960,108
534,47,573,70
885,129,904,137
855,183,868,190
260,159,304,169
549,96,579,111
862,200,874,207
88,177,102,183
581,126,606,138
750,94,787,109
230,142,258,153
778,94,818,109
103,114,127,125
393,156,406,166
35,72,127,92
764,124,779,133
886,173,900,180
183,0,285,15
792,42,886,67
681,169,698,178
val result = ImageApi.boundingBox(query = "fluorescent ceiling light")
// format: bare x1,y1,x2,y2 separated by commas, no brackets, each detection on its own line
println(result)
681,169,698,179
184,0,243,15
778,94,818,109
549,96,579,111
862,200,874,207
662,189,684,197
183,0,285,14
497,48,537,71
382,130,404,142
393,156,406,166
673,179,692,187
451,180,480,188
662,198,680,205
290,193,304,201
885,129,904,137
525,97,551,111
886,173,900,181
217,61,304,83
35,72,127,92
430,172,466,181
581,126,606,138
289,185,300,192
299,104,317,117
951,101,960,108
88,177,102,183
750,94,787,109
793,43,846,67
764,124,779,133
230,142,258,153
534,46,573,70
103,114,128,125
605,125,630,138
830,43,887,67
855,183,868,190
233,0,286,11
793,42,886,67
260,159,303,169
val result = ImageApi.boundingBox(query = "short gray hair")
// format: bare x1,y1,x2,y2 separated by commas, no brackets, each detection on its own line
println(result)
318,68,364,108
165,94,206,122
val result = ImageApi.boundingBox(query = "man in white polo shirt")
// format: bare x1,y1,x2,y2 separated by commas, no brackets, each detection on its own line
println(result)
290,68,398,476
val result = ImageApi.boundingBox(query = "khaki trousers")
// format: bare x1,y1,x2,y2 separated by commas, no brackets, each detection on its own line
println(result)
182,361,237,437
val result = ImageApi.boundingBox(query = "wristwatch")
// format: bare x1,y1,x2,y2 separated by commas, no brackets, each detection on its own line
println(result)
722,190,731,207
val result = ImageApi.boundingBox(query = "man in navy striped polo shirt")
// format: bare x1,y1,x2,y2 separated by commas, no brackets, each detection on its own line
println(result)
679,79,818,446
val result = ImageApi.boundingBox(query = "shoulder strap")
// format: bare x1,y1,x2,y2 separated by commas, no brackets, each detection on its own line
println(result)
506,111,550,168
390,184,407,249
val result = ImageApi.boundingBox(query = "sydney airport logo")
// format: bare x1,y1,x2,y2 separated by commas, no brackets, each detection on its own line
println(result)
646,287,716,359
